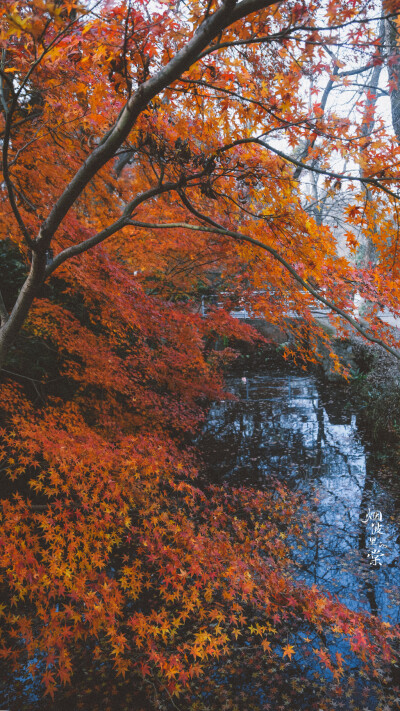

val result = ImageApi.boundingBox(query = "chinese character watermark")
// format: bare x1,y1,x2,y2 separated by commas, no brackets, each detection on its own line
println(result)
360,508,387,566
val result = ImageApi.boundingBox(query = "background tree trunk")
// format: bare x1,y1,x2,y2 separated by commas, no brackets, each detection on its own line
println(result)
387,15,400,143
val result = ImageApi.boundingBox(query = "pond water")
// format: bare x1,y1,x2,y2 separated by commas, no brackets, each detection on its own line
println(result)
200,371,400,624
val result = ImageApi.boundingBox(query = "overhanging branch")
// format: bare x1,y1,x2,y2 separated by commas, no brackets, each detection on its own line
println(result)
45,179,203,278
219,136,400,200
126,217,400,360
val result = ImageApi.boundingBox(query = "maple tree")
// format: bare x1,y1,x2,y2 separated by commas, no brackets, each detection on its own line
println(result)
1,0,400,708
2,0,400,364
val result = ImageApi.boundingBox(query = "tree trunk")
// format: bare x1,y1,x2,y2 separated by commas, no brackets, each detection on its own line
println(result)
0,252,46,370
387,16,400,143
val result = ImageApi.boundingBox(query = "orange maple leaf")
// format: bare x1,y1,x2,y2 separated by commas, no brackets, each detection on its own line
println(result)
282,644,295,660
261,638,271,653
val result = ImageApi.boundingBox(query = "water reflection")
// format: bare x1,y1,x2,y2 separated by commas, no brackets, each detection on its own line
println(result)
201,373,400,623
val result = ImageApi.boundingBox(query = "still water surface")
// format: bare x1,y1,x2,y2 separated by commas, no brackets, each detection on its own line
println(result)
200,372,400,624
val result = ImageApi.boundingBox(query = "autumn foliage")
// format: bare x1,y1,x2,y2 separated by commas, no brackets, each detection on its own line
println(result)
1,0,400,708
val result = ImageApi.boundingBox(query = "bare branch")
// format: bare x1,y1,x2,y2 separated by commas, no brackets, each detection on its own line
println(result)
0,111,42,139
293,60,340,181
337,62,378,79
14,4,101,104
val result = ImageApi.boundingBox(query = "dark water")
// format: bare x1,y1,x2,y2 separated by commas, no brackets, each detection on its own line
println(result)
200,372,400,624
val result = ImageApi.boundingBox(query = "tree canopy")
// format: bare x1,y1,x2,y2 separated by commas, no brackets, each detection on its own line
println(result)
1,0,400,709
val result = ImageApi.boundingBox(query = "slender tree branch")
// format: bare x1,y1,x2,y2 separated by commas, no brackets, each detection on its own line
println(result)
126,217,400,360
361,19,385,139
1,95,35,249
177,77,311,131
45,180,190,277
220,136,400,200
197,26,301,59
45,217,129,277
13,4,100,104
0,111,42,139
337,62,378,78
0,7,99,252
0,49,35,248
293,60,340,181
1,367,44,383
197,11,400,60
0,50,9,117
